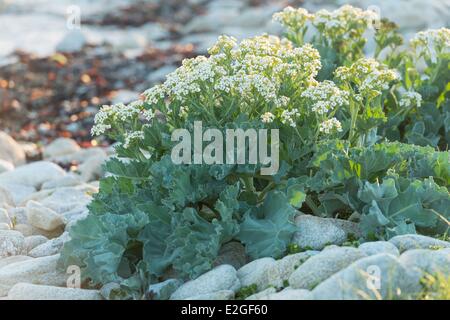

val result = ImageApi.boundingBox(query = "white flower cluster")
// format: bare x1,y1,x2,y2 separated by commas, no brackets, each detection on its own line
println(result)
335,58,398,98
319,118,343,134
91,100,152,138
301,80,349,115
313,5,378,38
272,6,313,30
399,91,422,108
179,106,189,118
142,34,321,108
280,108,300,127
123,131,145,149
410,28,450,57
164,56,217,100
91,103,141,136
273,5,378,40
143,85,165,105
261,112,275,123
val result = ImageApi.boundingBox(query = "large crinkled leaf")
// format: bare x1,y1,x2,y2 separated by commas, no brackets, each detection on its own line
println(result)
169,204,240,279
237,191,298,259
358,177,450,239
150,156,230,209
60,211,149,286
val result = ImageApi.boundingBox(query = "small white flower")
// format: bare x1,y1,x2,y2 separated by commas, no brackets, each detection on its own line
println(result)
142,109,155,121
302,80,348,114
261,112,275,123
280,108,300,127
179,106,189,117
319,118,343,134
123,131,144,148
399,91,422,108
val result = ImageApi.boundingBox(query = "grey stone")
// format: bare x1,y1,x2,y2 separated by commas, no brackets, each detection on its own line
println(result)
264,288,313,300
41,175,82,190
0,183,35,206
399,248,450,275
0,254,67,296
24,235,48,253
170,265,240,300
312,253,422,300
78,154,108,182
0,132,26,165
0,256,33,269
147,65,177,84
26,200,65,231
266,251,319,288
245,287,277,300
184,290,234,300
0,161,65,188
0,187,13,207
289,247,367,290
56,30,86,53
0,208,9,225
28,232,69,257
359,241,400,257
8,283,102,300
292,215,360,250
0,160,14,173
40,187,92,214
237,257,276,290
43,138,80,159
0,230,25,258
389,234,450,253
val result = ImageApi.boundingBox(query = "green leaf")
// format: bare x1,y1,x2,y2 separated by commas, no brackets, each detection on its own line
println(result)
238,191,298,259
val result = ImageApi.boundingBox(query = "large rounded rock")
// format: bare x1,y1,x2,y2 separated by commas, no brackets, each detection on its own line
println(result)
28,232,69,258
0,132,26,166
265,251,318,289
0,230,25,258
0,254,67,296
56,30,86,53
262,288,313,300
26,200,65,231
237,257,276,290
0,183,36,206
312,253,422,300
40,186,92,214
184,290,234,300
0,187,13,207
0,256,33,269
0,160,14,174
399,249,450,275
170,265,240,300
0,161,65,188
41,175,82,190
389,234,450,253
359,241,400,257
245,287,277,300
24,235,48,253
289,247,366,290
0,209,10,225
292,215,360,250
43,138,80,159
8,283,102,300
78,154,108,182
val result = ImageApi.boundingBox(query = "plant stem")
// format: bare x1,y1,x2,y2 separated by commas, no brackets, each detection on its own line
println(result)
243,176,256,193
305,195,321,216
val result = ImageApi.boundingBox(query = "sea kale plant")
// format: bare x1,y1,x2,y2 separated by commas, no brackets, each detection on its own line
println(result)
60,5,450,299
